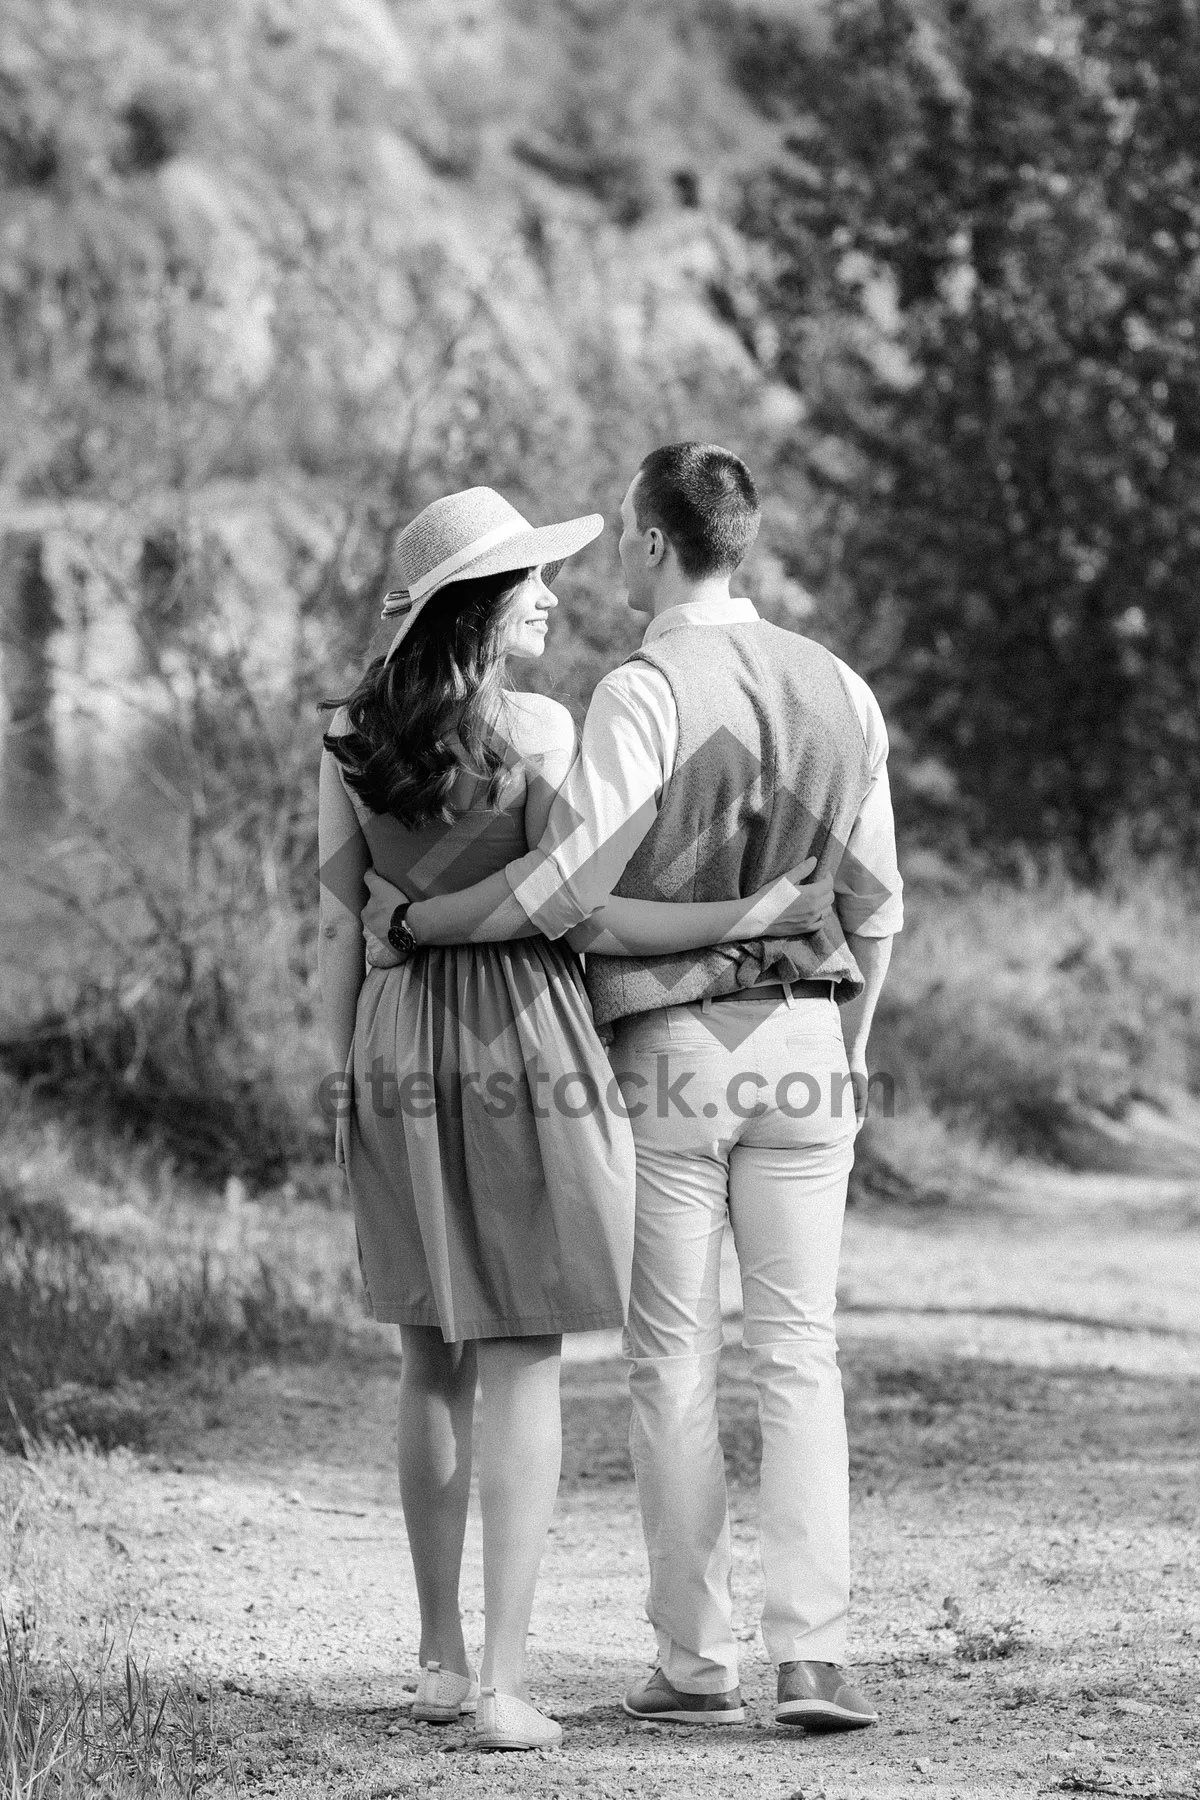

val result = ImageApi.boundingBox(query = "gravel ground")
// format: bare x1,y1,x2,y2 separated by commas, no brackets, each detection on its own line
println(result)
4,1172,1199,1800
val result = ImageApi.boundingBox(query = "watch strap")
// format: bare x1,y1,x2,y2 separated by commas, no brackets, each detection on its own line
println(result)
387,902,418,956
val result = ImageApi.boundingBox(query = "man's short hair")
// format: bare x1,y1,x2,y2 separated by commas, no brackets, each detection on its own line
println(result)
633,443,761,579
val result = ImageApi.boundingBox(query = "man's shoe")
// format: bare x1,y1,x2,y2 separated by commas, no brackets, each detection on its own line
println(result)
775,1661,878,1731
474,1689,562,1751
411,1660,480,1722
623,1667,745,1725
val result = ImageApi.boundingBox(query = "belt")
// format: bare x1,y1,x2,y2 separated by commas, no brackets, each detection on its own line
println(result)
708,979,835,1006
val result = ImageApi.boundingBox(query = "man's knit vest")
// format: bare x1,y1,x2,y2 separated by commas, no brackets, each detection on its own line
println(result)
584,621,873,1032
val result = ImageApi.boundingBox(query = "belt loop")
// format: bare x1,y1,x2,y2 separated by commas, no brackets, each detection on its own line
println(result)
701,994,713,1015
781,976,795,1009
828,980,836,1003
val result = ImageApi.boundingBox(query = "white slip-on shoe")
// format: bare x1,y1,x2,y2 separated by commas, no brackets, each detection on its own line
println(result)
411,1660,480,1722
474,1688,563,1751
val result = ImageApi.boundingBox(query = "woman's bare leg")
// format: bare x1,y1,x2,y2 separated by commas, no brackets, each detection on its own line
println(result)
397,1325,478,1677
476,1334,563,1699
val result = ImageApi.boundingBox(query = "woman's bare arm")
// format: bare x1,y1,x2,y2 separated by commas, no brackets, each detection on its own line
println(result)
317,748,370,1072
363,698,834,951
360,696,574,949
368,859,834,953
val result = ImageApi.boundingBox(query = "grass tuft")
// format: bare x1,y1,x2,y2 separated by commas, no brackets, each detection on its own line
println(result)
0,1613,233,1798
942,1595,1030,1662
0,1612,71,1800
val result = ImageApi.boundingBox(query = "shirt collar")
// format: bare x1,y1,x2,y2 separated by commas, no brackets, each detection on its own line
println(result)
641,595,759,645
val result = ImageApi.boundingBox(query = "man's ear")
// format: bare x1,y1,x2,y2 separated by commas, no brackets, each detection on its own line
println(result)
646,527,666,567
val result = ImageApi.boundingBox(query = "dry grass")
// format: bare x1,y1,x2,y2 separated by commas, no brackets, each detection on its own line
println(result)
0,1145,368,1455
0,836,325,1190
866,859,1200,1185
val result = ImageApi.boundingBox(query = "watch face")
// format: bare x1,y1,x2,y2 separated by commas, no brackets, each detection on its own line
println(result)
387,905,415,955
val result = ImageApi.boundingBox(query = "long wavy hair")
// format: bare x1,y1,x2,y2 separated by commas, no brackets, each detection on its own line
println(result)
321,566,532,828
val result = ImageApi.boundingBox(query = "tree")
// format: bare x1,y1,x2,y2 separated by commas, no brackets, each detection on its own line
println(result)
741,0,1200,868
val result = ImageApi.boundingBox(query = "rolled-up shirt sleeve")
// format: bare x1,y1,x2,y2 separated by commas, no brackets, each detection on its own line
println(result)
831,659,904,938
504,663,676,939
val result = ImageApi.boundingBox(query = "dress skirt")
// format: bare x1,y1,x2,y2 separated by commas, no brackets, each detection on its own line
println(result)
344,937,636,1341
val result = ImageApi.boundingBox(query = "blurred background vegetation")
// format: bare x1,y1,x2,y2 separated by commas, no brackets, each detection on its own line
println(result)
2,0,1199,1443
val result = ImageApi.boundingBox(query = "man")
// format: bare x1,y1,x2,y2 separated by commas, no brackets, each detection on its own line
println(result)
365,444,901,1728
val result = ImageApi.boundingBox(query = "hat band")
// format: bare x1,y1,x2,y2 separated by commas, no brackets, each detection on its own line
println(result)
408,516,530,603
382,597,429,664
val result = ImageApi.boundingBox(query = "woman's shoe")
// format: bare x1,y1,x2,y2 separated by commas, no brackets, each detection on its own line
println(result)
411,1660,480,1722
474,1688,563,1751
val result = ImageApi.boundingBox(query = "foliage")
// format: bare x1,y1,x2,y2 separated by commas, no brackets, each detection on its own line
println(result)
869,858,1200,1165
0,523,331,1183
6,0,1200,862
3,0,1199,1205
741,0,1200,867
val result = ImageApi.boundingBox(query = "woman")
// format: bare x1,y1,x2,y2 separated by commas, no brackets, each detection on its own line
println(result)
317,487,826,1751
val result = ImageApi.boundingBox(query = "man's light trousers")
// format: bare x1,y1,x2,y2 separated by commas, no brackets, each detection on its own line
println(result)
610,990,857,1693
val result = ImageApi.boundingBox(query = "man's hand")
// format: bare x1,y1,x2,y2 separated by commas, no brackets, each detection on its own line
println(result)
754,857,835,935
839,934,892,1135
848,1053,870,1133
361,868,411,966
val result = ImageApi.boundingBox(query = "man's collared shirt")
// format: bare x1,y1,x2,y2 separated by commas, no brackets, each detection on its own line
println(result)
505,595,904,940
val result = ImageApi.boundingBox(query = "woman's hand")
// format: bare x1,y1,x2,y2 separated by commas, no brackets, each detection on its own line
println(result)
361,868,410,964
743,856,835,937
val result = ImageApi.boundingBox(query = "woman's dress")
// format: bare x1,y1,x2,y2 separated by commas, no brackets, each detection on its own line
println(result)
337,696,635,1341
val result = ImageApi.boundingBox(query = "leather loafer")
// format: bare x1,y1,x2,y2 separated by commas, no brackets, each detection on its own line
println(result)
623,1667,745,1725
775,1660,878,1730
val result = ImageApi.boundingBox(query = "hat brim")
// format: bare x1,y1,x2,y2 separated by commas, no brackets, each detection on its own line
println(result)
423,512,604,599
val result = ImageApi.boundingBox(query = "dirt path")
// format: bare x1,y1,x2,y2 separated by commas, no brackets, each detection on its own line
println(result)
5,1174,1200,1799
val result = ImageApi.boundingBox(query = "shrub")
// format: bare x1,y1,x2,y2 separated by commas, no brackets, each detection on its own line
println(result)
1,539,328,1186
873,864,1200,1167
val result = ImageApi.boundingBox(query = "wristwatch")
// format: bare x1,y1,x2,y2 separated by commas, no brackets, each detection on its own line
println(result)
387,902,418,958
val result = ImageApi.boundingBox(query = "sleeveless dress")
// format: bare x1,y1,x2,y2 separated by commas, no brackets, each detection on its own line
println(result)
337,695,636,1341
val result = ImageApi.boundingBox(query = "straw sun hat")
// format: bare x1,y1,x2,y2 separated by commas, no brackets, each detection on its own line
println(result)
381,487,604,661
